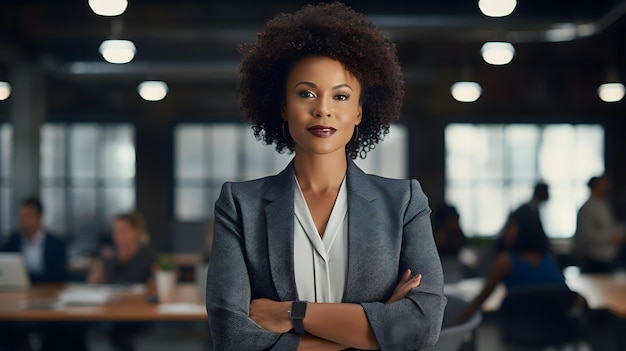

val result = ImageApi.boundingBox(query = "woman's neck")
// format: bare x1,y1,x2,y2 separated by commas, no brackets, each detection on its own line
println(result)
293,152,347,195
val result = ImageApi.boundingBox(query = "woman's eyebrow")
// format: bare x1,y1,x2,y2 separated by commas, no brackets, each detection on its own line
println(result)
293,81,353,91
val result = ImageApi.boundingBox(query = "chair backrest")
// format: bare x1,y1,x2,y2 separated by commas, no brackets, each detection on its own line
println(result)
499,286,589,347
423,295,482,351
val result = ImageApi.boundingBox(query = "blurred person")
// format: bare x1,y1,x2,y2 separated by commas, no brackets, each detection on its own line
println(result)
432,203,467,257
1,197,67,283
87,211,157,351
573,175,626,273
1,198,85,351
497,183,550,253
456,205,572,324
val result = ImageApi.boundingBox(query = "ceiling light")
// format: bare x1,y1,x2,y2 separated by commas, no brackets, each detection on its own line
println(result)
99,40,136,64
478,0,516,17
88,0,128,16
138,81,168,101
0,82,11,100
451,82,482,102
597,83,625,103
481,42,515,65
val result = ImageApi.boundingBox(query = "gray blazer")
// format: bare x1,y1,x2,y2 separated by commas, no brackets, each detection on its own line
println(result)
206,159,446,351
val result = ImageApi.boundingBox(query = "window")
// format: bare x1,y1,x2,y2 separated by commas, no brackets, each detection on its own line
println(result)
0,124,11,237
174,123,408,221
40,123,136,255
445,123,604,238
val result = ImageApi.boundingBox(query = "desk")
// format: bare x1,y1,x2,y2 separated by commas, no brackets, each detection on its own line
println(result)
446,273,626,350
0,283,207,322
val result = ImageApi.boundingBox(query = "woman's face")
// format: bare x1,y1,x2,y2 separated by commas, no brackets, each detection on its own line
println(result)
112,219,140,251
281,56,362,157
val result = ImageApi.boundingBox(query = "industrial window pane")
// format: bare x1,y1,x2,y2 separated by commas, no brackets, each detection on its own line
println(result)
102,125,135,179
40,125,66,179
175,125,205,179
208,124,240,180
71,187,99,254
70,125,99,179
103,187,135,224
175,186,207,221
445,123,604,239
1,124,11,179
41,186,66,236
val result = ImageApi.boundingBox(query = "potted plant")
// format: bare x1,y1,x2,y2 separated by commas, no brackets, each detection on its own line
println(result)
154,255,177,303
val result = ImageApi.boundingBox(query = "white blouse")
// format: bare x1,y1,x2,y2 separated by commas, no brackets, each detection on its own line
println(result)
293,176,348,303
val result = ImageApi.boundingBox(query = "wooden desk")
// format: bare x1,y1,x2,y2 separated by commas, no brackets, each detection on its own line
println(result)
0,283,207,322
565,273,626,317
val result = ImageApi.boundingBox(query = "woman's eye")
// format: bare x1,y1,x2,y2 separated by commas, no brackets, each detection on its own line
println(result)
335,94,349,101
298,91,315,98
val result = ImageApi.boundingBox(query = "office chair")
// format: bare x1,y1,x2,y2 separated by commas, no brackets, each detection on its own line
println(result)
499,286,589,350
423,295,482,351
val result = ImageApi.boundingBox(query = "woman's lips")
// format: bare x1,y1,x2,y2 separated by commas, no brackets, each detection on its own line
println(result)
307,126,336,138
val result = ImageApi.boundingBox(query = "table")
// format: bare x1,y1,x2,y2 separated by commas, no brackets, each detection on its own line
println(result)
0,283,207,322
446,273,626,350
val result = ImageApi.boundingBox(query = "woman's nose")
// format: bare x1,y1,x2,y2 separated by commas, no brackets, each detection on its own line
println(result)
314,97,331,118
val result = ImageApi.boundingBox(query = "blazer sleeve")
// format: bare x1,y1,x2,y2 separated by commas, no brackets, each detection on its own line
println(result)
206,182,300,351
360,179,446,351
43,234,68,283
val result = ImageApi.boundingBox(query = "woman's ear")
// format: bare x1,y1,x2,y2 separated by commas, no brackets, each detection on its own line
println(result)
356,105,362,125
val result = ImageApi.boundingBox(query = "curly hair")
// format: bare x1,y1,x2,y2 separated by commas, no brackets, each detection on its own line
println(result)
237,2,404,159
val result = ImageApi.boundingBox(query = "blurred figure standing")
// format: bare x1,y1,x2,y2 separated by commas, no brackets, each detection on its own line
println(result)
432,203,467,257
574,175,626,273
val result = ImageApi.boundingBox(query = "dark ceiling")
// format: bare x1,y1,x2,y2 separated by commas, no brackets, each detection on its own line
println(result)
0,0,625,117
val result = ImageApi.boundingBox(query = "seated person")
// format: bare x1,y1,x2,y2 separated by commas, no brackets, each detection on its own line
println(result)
1,197,67,282
88,211,156,286
456,213,570,323
432,203,467,257
87,211,157,351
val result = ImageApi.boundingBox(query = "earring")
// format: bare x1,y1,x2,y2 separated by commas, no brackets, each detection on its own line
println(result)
282,121,290,141
352,125,359,143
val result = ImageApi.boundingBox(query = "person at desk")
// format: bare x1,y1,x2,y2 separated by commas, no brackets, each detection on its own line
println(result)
573,175,626,273
456,205,568,323
206,3,446,350
87,211,157,351
1,197,67,283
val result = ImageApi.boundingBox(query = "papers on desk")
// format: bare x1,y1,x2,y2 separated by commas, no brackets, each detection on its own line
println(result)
57,284,145,306
157,303,206,314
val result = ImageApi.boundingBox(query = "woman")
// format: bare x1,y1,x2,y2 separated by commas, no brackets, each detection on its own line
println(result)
88,211,156,285
87,211,156,351
206,3,446,350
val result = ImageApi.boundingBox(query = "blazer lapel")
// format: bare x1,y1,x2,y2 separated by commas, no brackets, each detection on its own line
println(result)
264,161,300,301
344,160,378,302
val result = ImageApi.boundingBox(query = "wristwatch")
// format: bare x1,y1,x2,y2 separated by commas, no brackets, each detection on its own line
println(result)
289,301,308,335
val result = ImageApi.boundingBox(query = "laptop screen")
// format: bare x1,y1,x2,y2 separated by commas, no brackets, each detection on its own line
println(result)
0,253,31,290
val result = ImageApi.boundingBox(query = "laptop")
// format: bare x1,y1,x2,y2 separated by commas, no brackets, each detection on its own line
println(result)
0,253,31,291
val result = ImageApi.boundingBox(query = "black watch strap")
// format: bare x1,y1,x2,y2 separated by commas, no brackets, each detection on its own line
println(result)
289,301,307,335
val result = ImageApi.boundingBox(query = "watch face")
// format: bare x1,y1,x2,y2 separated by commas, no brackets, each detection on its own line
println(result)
290,301,307,318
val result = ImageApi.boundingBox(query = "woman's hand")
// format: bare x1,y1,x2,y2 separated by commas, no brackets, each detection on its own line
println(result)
249,298,293,333
386,269,421,304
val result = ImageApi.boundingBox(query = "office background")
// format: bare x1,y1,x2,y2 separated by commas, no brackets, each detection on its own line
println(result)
0,0,625,259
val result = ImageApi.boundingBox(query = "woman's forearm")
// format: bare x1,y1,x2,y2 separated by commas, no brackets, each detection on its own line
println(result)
298,334,347,351
304,302,378,350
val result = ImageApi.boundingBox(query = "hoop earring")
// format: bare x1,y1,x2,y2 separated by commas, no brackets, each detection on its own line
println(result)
351,125,359,143
282,121,290,141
